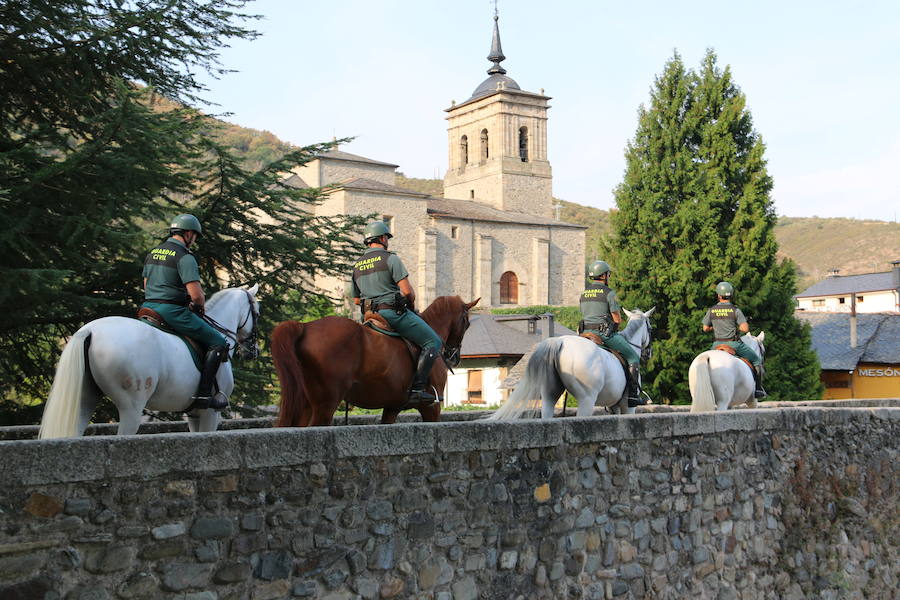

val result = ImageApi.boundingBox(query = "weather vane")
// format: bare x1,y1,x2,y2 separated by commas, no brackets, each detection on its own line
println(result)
492,0,498,17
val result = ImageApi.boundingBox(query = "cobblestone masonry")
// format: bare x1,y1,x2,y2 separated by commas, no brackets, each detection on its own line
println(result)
0,405,897,599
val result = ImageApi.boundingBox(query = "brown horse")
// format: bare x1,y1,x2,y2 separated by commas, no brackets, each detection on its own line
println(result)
271,296,479,427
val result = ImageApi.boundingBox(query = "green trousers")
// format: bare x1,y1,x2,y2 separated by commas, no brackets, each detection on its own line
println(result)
143,302,227,348
378,309,442,351
710,340,761,367
586,330,640,365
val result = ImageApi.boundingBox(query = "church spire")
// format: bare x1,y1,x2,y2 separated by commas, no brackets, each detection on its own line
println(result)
486,12,506,75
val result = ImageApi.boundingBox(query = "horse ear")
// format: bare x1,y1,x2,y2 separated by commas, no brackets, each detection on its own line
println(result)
645,306,656,318
247,283,259,296
466,298,481,310
757,331,765,342
622,308,634,319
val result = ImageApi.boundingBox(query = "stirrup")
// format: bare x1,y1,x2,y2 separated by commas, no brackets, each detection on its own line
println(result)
404,386,438,409
190,393,228,411
754,387,768,399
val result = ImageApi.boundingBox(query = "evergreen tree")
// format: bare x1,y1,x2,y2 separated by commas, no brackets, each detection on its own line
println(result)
0,1,364,413
603,50,822,403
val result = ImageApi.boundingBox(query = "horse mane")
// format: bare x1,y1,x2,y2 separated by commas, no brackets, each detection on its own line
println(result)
620,310,644,337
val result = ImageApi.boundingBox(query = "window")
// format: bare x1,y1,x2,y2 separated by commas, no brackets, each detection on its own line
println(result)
382,215,393,233
460,135,468,166
500,271,518,304
839,297,846,304
812,299,825,307
466,370,483,404
519,126,528,162
858,296,864,302
470,189,475,199
451,226,459,240
480,129,489,160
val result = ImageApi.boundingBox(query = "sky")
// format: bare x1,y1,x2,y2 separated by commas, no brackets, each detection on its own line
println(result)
196,0,900,221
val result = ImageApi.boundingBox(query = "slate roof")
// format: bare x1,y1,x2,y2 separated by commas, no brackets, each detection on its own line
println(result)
280,173,308,188
795,311,900,370
318,149,398,168
327,177,430,197
461,313,576,358
796,271,897,298
427,197,585,228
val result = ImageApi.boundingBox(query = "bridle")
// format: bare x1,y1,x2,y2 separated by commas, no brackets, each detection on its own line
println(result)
441,305,471,373
627,318,653,363
203,290,259,359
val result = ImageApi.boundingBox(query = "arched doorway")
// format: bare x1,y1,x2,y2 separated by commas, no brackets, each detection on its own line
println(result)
500,271,518,304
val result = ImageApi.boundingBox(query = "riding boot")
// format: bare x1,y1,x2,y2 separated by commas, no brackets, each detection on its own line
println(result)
191,345,229,410
627,364,646,407
408,347,439,407
753,365,768,399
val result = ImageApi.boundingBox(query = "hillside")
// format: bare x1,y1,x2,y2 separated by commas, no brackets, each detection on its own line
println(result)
210,121,898,291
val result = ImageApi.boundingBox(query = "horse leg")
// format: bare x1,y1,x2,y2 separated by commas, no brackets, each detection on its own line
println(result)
540,380,564,419
381,409,401,424
418,402,441,422
75,376,100,436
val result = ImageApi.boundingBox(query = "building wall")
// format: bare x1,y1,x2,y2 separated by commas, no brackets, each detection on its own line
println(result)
821,364,900,399
293,158,396,188
797,289,898,312
1,408,897,599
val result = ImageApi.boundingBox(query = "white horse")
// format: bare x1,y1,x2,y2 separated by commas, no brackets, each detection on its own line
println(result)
689,331,765,412
488,308,655,420
39,285,260,438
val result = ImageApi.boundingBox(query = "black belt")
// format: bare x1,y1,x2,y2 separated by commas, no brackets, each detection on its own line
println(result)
145,299,189,306
373,303,396,311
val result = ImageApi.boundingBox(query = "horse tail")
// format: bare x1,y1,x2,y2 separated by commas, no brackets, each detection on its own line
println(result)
271,320,307,427
39,330,91,439
690,353,717,413
487,337,563,420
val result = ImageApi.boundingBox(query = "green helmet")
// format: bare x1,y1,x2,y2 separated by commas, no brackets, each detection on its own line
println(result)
715,281,734,297
363,220,393,243
587,260,611,278
169,214,202,236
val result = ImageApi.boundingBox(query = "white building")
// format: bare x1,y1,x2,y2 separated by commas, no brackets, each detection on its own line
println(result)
795,260,900,313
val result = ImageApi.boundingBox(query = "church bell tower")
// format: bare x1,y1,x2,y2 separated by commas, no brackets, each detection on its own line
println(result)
443,13,553,218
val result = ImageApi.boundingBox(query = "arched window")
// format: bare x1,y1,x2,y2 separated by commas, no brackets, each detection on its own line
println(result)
460,135,468,166
519,126,528,162
500,271,518,304
480,128,489,161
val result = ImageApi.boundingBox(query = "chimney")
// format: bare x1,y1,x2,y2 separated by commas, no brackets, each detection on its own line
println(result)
850,293,857,349
828,268,841,277
541,313,555,340
892,260,900,289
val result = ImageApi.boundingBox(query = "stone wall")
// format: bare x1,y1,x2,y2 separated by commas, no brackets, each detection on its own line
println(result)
0,405,897,600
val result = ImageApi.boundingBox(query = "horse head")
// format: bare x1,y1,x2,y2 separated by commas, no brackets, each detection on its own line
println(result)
742,330,766,363
207,284,261,360
622,306,655,362
424,296,479,370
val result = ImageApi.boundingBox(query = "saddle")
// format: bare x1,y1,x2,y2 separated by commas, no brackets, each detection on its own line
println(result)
360,311,439,406
714,344,754,372
137,307,204,370
580,333,633,382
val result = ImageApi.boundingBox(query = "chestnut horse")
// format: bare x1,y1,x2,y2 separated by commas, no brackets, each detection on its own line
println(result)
271,296,479,426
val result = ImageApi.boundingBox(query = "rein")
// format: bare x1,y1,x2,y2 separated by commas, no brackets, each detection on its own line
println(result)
202,290,259,356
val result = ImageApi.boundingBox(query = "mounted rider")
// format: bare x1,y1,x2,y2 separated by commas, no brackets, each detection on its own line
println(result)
702,281,767,398
142,214,229,410
579,260,645,406
351,221,443,406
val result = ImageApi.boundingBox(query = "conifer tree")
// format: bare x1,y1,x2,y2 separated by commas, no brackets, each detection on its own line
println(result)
0,1,364,413
603,50,822,403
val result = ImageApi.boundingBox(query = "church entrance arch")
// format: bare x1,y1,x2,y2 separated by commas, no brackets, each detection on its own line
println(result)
500,271,519,304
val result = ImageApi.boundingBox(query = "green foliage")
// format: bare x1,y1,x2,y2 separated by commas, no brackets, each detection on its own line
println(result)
0,0,365,418
395,172,444,197
602,50,823,404
491,306,582,332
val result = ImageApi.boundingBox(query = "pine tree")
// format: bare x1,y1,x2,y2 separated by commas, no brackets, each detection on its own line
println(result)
0,1,364,413
603,50,823,403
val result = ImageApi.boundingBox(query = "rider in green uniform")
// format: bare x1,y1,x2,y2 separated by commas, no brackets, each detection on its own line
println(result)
351,221,443,406
702,281,767,398
142,214,229,410
579,260,645,406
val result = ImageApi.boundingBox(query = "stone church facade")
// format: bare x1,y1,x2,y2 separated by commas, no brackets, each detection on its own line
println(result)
290,15,585,311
